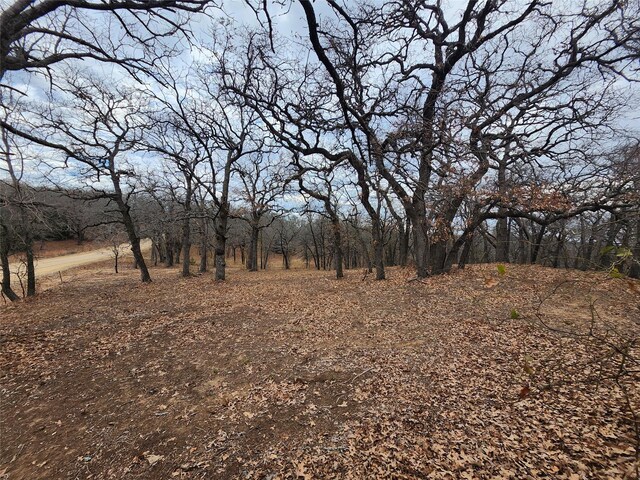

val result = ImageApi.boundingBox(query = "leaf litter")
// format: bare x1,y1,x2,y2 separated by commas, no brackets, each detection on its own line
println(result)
0,263,638,479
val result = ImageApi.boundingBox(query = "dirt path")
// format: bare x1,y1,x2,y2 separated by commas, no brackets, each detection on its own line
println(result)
8,239,152,279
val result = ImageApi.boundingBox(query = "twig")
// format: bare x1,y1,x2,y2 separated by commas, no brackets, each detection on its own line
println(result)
407,276,429,285
345,367,375,384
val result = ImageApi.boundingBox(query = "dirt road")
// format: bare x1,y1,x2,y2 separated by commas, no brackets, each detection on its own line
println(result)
9,239,152,279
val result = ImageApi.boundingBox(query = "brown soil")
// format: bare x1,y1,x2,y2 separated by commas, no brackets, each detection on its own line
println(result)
1,263,639,479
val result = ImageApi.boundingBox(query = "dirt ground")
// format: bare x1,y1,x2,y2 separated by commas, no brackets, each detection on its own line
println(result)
9,239,108,262
8,239,152,289
1,261,639,479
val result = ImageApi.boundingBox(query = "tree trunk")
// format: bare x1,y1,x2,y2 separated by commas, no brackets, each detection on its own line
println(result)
129,236,150,282
151,240,158,266
413,215,429,278
0,222,19,301
515,220,529,264
247,224,259,272
398,218,410,267
458,233,474,270
15,204,36,297
530,224,546,264
181,219,191,277
581,234,596,271
180,180,192,277
310,222,321,270
199,219,208,273
553,228,565,269
443,225,477,273
319,224,326,270
164,237,174,267
331,218,343,279
429,239,449,275
174,242,182,267
629,216,640,279
113,185,151,283
262,243,270,270
599,215,622,268
495,217,510,263
214,208,228,281
372,219,385,280
24,230,35,297
181,226,190,276
495,161,510,263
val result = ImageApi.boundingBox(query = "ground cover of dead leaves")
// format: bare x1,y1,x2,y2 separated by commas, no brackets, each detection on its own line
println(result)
1,262,639,479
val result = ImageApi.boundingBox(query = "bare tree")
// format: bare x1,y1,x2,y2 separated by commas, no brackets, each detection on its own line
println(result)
21,71,152,282
143,41,265,280
235,152,289,272
293,153,346,278
272,216,301,270
281,0,640,277
1,95,36,297
223,26,388,279
0,0,212,81
144,118,202,276
0,210,19,301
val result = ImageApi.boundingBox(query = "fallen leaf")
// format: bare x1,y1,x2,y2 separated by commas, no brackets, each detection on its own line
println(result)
146,454,164,466
293,460,312,479
484,278,499,288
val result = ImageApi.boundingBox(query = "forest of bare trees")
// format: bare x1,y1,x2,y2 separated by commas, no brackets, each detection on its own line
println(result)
3,3,640,480
1,0,639,299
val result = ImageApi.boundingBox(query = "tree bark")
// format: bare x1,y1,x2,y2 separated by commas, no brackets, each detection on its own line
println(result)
214,206,229,281
495,217,510,263
332,218,343,279
553,228,565,269
0,221,19,301
165,238,174,267
174,242,182,266
199,218,208,273
247,224,259,272
371,218,385,280
398,217,410,267
24,230,35,296
495,160,510,263
429,240,449,275
181,181,192,277
412,213,430,278
112,175,151,283
599,215,622,268
630,216,640,279
530,224,547,264
458,233,474,270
